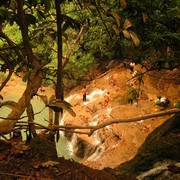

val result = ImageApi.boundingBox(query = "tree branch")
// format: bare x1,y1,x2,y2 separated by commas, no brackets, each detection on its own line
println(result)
88,108,180,135
62,24,86,69
0,107,46,120
9,108,180,136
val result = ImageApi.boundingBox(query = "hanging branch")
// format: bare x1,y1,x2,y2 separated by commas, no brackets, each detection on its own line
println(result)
0,106,46,120
91,0,113,41
88,108,180,135
62,24,86,69
0,26,30,66
9,108,180,136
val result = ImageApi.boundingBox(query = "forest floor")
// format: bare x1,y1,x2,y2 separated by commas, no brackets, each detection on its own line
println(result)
0,136,124,180
0,60,179,179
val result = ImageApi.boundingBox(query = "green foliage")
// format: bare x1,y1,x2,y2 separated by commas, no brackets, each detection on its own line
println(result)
155,97,170,108
0,72,7,82
111,12,140,47
137,71,144,85
0,0,10,7
62,14,80,31
63,52,95,89
0,7,9,23
0,0,179,92
154,100,161,105
128,87,138,102
41,0,51,13
126,0,179,68
3,24,21,44
174,99,180,108
26,14,37,25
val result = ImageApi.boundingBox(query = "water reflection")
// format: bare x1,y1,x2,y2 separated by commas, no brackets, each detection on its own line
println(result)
0,96,81,161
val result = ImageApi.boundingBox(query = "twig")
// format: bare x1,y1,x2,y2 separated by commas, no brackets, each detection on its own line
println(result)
0,106,46,120
0,172,53,180
57,169,70,176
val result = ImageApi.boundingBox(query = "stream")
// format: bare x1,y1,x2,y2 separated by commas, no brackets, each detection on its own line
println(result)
0,88,107,162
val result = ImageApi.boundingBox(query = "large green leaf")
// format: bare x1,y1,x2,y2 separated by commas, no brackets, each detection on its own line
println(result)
122,19,132,30
38,32,45,43
112,25,120,35
0,0,9,7
62,21,69,32
120,0,127,9
62,15,80,31
9,14,18,26
26,14,37,25
122,29,131,39
129,31,140,47
48,99,76,117
28,0,37,7
58,0,66,4
111,12,121,27
37,10,46,19
41,0,51,13
0,7,9,23
142,12,148,23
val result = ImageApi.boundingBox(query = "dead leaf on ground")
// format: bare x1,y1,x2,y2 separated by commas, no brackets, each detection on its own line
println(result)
11,141,30,155
33,160,59,169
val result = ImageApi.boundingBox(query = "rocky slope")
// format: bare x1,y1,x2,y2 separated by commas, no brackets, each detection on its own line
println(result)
116,113,180,179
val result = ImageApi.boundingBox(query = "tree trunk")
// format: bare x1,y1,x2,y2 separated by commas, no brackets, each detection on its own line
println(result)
54,0,64,142
0,68,43,135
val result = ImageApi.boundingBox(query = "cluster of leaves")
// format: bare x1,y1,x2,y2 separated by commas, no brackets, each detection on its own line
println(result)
11,141,30,155
127,86,139,103
0,0,179,90
124,0,180,69
174,99,180,108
